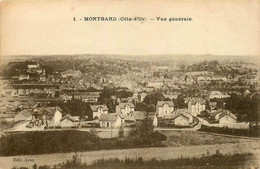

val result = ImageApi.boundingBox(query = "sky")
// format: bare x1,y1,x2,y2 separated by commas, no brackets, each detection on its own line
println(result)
0,0,260,58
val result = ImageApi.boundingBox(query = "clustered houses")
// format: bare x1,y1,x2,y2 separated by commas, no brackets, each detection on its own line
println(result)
2,84,59,97
0,101,63,128
60,91,100,103
32,107,63,126
1,59,252,132
61,69,82,78
156,101,196,127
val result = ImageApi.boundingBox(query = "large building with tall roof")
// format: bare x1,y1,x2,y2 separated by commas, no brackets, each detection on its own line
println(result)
156,101,175,117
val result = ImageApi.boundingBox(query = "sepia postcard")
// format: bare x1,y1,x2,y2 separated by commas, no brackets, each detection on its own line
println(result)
0,0,259,168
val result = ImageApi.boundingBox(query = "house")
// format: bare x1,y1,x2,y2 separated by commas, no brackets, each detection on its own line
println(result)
215,110,237,125
61,69,82,78
14,109,33,121
123,111,158,127
147,81,163,88
156,101,174,117
18,75,30,81
28,63,39,69
116,103,135,117
188,98,206,116
126,111,146,122
73,92,100,102
90,104,108,120
2,84,59,97
33,107,62,126
99,113,122,128
209,91,230,99
0,113,16,122
174,109,193,125
60,114,80,127
60,93,73,101
173,114,191,126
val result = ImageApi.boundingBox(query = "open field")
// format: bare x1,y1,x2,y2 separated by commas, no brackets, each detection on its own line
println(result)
1,142,259,169
1,130,260,169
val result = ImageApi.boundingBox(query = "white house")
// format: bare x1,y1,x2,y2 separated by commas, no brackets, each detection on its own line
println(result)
60,114,80,127
116,103,135,117
215,110,237,125
156,101,174,117
28,63,39,69
53,108,63,125
219,114,237,125
90,104,108,120
188,98,206,116
18,75,30,81
100,113,122,128
173,114,190,126
173,109,193,126
209,91,230,99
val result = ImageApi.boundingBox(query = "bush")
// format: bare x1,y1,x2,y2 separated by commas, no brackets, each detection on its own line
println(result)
29,153,257,169
0,124,167,156
199,125,260,137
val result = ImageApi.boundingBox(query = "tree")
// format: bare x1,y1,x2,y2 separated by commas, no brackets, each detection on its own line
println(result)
200,110,210,118
244,94,260,136
174,95,186,109
216,99,224,109
143,92,164,106
205,100,211,110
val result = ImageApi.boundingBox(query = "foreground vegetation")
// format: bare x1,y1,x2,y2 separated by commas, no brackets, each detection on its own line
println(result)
0,120,166,156
199,125,260,137
13,153,259,169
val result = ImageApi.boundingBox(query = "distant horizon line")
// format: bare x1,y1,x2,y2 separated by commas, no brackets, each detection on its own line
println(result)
1,53,259,58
